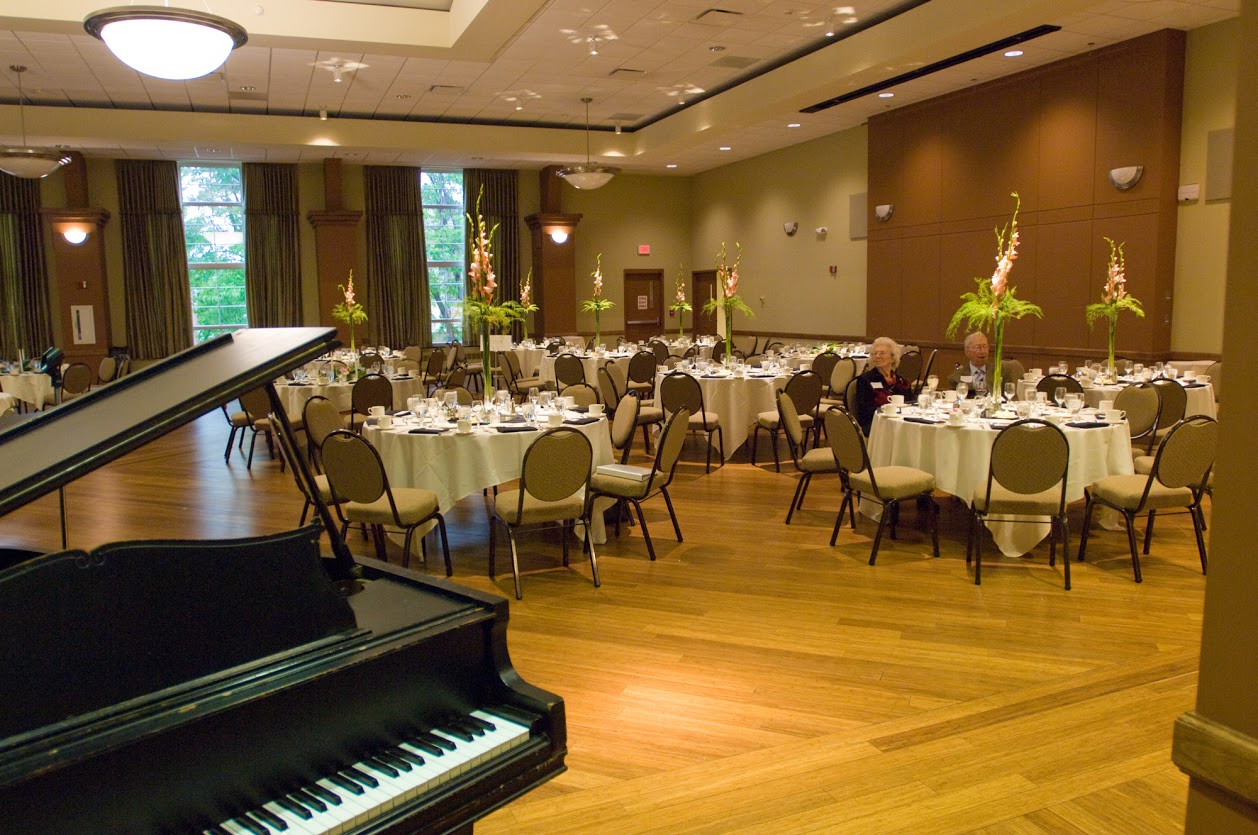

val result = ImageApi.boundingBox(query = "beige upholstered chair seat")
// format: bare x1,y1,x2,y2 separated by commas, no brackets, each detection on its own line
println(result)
849,466,934,499
689,410,720,431
638,405,665,423
345,487,440,525
494,489,586,526
972,483,1062,515
627,379,653,392
1133,455,1154,474
797,447,838,474
1088,475,1193,510
590,469,666,498
756,409,814,430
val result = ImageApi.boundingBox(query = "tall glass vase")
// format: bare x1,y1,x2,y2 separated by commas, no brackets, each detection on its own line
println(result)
593,309,601,348
989,315,1005,405
1107,318,1117,381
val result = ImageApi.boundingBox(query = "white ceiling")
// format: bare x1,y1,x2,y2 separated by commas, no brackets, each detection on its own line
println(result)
0,0,1240,174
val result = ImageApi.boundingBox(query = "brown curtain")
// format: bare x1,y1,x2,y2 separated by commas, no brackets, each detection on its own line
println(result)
463,169,520,337
363,166,428,348
0,175,53,360
243,163,301,327
116,160,192,360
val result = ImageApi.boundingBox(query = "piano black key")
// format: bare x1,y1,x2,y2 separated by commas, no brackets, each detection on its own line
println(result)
291,788,327,813
376,751,413,772
250,807,288,831
304,782,342,806
392,746,425,767
205,826,232,835
404,734,445,756
273,796,312,821
450,717,485,737
464,714,496,732
344,766,379,789
362,756,400,779
327,772,366,795
436,723,475,743
236,813,269,835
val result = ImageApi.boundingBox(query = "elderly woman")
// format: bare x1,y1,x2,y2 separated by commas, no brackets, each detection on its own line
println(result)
853,336,915,435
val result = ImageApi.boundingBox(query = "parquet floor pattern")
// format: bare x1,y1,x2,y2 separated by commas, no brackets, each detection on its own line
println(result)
0,415,1206,833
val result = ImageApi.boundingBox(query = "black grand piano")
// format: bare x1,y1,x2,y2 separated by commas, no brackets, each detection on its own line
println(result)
0,329,565,833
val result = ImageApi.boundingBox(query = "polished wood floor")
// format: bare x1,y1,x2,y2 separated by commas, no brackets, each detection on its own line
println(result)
1,414,1207,833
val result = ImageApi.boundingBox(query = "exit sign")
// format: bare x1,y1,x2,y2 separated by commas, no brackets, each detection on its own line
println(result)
638,244,651,255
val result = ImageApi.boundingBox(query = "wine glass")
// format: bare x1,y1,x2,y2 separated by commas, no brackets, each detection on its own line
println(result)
926,374,939,392
1066,394,1084,416
956,381,969,400
415,399,429,426
1003,381,1016,403
1053,386,1067,409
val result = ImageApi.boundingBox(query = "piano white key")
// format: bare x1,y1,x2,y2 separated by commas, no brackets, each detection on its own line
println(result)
262,799,322,835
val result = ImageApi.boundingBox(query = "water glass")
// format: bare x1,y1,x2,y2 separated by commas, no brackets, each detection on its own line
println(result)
1053,386,1067,408
956,381,969,400
1003,381,1016,402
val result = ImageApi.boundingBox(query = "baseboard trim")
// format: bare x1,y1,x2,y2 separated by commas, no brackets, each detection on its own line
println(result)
1174,711,1258,808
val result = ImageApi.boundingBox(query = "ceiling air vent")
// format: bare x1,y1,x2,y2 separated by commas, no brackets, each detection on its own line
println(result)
694,9,743,26
607,112,643,122
610,68,645,79
710,55,758,70
428,84,464,95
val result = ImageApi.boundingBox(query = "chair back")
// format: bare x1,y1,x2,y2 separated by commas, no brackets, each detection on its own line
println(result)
919,349,939,388
731,334,757,356
302,396,342,459
352,373,393,415
776,390,806,450
660,371,703,416
825,408,871,479
1205,360,1222,401
1036,373,1083,395
712,339,727,363
562,382,600,407
520,427,593,503
1150,378,1188,431
394,358,420,375
897,350,923,386
554,353,586,387
843,376,860,411
449,341,467,367
610,393,640,451
433,386,474,406
98,356,117,384
1151,415,1217,490
649,340,671,363
321,429,388,505
1114,382,1160,441
811,353,839,390
425,348,446,377
269,414,314,502
986,419,1068,500
401,345,422,361
605,360,630,395
682,345,699,359
628,351,657,385
502,349,524,381
61,363,92,396
830,356,857,398
784,370,823,417
1001,357,1025,384
762,340,784,353
239,387,272,421
654,407,691,478
598,366,622,407
358,352,383,372
445,364,468,389
116,357,131,378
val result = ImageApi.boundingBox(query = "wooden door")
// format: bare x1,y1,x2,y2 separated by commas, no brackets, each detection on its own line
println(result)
692,270,717,337
623,270,663,343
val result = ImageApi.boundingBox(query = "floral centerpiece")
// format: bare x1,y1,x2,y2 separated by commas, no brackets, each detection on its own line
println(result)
518,268,539,342
945,192,1042,401
580,254,614,347
465,187,523,363
331,269,367,355
668,263,692,338
1085,237,1143,379
702,242,754,353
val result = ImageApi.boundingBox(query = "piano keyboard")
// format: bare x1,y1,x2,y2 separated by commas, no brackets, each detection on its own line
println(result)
207,709,532,835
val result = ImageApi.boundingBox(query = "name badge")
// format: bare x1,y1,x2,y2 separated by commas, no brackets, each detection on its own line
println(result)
871,382,884,390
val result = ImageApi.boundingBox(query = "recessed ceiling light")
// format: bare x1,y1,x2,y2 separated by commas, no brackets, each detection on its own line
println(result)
1004,49,1024,57
878,92,894,99
709,45,726,52
719,146,731,151
787,122,801,128
239,85,255,91
396,94,411,100
666,163,677,169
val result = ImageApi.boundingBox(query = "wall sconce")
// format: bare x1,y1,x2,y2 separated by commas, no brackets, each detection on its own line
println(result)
783,222,798,236
815,226,828,240
549,229,569,244
1108,166,1144,191
62,228,89,245
874,204,894,222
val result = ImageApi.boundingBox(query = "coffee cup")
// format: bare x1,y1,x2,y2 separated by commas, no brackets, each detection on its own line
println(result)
564,396,576,409
588,403,604,416
880,403,897,415
948,411,965,426
1031,368,1042,377
889,394,905,407
1023,372,1036,381
547,412,564,428
1196,374,1210,384
1104,409,1126,423
377,415,393,429
457,418,472,434
369,405,386,417
1097,400,1114,413
1182,369,1196,380
943,390,959,403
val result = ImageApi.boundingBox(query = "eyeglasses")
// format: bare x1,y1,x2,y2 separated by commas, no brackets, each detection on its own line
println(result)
870,350,893,357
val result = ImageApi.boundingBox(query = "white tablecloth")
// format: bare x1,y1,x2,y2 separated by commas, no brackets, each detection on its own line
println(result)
275,376,428,415
0,372,54,408
867,412,1134,556
363,415,614,542
507,347,545,378
1015,379,1216,418
654,370,789,460
0,392,16,414
539,352,632,388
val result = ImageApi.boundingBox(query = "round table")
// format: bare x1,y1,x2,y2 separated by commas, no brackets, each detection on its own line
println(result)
0,372,54,409
1015,378,1216,418
867,409,1134,556
275,375,428,415
654,369,790,460
539,352,632,388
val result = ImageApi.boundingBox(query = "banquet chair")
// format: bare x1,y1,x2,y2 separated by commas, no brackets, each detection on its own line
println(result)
762,340,784,353
843,377,861,417
563,335,585,349
649,339,671,364
561,382,600,408
826,409,939,564
810,352,840,398
659,370,723,473
968,419,1071,588
1079,415,1216,583
59,362,93,403
599,365,663,454
607,392,641,464
1113,382,1161,454
400,345,422,362
357,352,383,372
452,341,484,392
1000,357,1025,387
116,356,131,378
732,334,757,356
489,427,598,599
303,395,343,471
897,350,923,390
586,335,600,350
97,355,118,385
553,353,586,388
1148,378,1188,451
239,387,283,471
752,370,821,471
321,430,451,574
433,385,474,406
589,408,690,561
347,373,393,431
777,391,839,524
822,357,859,409
420,348,447,393
269,414,343,527
914,349,940,395
220,402,250,462
393,358,420,376
626,351,658,398
711,339,728,364
1036,373,1083,397
499,349,551,400
444,364,468,390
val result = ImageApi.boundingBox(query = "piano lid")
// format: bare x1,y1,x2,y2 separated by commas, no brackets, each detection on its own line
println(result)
0,327,337,520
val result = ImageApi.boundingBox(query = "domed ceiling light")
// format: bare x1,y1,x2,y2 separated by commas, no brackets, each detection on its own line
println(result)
84,5,247,81
557,98,619,190
0,66,72,180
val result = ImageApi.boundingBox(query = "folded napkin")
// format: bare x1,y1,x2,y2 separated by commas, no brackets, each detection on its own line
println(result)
288,382,312,387
701,374,729,379
391,375,412,380
570,405,589,413
564,416,601,425
1066,421,1109,429
986,421,1012,429
501,414,527,424
902,416,943,425
393,410,412,417
408,427,447,435
1182,382,1206,388
496,425,539,433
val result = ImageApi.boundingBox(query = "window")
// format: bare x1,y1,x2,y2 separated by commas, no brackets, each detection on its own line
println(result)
421,170,465,343
179,163,246,343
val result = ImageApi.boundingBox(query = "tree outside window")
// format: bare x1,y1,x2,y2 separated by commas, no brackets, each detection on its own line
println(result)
179,163,246,343
421,171,465,343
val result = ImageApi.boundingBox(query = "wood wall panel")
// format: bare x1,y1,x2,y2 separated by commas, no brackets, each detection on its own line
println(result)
868,29,1184,364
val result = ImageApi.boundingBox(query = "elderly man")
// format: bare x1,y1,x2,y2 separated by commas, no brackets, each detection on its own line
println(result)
948,331,991,395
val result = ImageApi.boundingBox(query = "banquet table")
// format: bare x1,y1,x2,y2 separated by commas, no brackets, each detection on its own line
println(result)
506,346,545,378
867,410,1135,557
654,368,790,460
1015,378,1216,418
274,375,428,415
0,372,54,409
539,352,632,388
0,392,16,414
362,413,614,543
